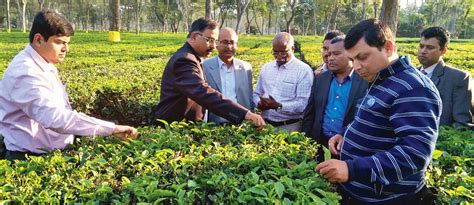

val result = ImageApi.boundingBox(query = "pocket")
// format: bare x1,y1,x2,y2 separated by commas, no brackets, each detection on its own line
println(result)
280,81,296,98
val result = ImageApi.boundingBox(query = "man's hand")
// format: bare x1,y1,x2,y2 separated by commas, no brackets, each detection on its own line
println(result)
258,95,280,110
112,125,139,141
245,111,266,131
315,159,349,183
328,134,343,155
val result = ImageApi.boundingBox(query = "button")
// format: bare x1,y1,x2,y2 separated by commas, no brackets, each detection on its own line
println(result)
334,107,337,110
331,120,334,122
336,96,339,99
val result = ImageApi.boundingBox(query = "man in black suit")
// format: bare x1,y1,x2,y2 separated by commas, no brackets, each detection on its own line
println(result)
152,18,265,130
302,36,368,162
417,26,474,129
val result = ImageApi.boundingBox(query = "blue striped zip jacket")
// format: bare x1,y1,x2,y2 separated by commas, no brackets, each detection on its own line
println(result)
341,56,442,202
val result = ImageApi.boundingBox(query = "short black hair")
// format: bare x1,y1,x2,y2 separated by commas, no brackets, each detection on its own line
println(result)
323,30,345,42
29,10,74,43
344,19,394,50
330,36,345,44
421,26,450,49
187,18,218,38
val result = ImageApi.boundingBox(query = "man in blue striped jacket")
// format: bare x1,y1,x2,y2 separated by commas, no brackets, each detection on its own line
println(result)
316,19,441,204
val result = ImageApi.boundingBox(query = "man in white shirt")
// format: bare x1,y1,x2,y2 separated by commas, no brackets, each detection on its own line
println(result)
203,27,254,124
0,10,138,161
253,32,314,132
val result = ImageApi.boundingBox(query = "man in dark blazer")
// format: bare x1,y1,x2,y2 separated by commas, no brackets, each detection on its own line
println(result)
418,26,474,129
302,37,368,162
203,27,254,124
152,18,265,129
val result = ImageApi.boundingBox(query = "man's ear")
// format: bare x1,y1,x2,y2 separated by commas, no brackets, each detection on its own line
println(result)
33,33,44,45
384,40,396,56
441,47,447,55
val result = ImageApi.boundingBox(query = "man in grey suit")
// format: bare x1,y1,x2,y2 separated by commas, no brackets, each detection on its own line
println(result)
203,27,254,124
302,36,368,162
418,26,474,129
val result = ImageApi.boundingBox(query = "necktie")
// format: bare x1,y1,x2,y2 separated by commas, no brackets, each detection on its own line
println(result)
421,70,428,75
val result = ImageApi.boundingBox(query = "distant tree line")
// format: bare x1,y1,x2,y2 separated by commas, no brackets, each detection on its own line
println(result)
0,0,473,38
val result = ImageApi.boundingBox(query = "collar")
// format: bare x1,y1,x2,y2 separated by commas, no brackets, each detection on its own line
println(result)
184,42,204,63
25,44,58,74
217,56,234,71
274,56,296,69
331,68,355,82
376,56,413,82
421,62,440,76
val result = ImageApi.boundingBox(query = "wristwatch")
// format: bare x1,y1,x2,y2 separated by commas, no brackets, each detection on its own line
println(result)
276,103,282,112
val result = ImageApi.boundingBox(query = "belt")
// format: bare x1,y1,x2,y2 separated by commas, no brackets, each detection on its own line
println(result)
265,118,301,127
5,150,44,161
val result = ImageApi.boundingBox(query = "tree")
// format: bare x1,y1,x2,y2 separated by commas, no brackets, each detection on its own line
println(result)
19,0,27,33
380,0,399,36
6,0,11,32
110,0,121,31
283,0,298,33
236,0,250,33
205,0,211,18
327,0,340,31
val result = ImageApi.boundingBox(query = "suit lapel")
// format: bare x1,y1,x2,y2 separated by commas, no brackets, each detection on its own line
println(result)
208,57,223,91
319,72,332,110
345,73,362,116
430,62,445,86
234,61,246,105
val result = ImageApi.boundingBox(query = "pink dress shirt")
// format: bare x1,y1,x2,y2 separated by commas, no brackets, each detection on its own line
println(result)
0,44,116,154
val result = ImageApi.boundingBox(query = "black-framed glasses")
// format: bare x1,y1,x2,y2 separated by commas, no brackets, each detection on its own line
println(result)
272,49,291,56
196,33,216,45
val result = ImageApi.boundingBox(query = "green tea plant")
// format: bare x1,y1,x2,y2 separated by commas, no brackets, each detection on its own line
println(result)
0,122,340,204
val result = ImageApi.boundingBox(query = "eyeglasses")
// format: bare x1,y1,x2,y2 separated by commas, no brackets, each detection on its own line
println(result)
272,49,291,56
219,40,237,46
196,33,216,45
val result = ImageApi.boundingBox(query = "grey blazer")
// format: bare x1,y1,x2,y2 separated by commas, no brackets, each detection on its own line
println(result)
426,61,474,128
203,56,254,124
302,70,368,143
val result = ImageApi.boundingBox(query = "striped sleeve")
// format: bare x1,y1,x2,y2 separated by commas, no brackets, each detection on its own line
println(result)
346,86,441,185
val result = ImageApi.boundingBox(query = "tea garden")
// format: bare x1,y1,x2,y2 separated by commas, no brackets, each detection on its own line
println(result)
0,32,472,204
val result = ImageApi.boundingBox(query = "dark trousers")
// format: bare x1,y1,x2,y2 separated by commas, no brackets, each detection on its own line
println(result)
316,134,339,163
340,185,436,205
5,150,44,161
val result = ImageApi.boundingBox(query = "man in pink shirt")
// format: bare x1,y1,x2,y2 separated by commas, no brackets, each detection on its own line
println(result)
0,10,138,161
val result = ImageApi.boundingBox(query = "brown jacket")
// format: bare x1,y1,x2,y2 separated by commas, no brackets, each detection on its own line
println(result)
152,42,248,124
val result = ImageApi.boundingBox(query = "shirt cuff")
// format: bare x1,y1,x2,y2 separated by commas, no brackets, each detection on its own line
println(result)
345,160,355,182
96,120,116,136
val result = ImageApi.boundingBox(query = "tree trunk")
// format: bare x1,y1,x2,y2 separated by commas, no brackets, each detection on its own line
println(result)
135,0,142,34
7,0,11,32
373,0,379,19
379,0,399,36
267,2,272,34
205,0,211,18
285,0,297,33
328,0,340,31
110,0,121,31
21,0,27,33
236,0,250,34
38,0,44,9
362,0,367,20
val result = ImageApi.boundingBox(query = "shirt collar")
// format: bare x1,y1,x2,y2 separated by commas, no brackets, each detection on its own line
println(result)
217,57,234,71
331,68,355,82
421,62,438,76
274,56,296,69
25,44,58,74
377,56,413,82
